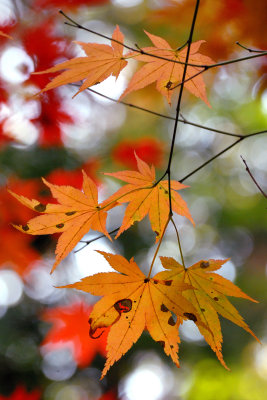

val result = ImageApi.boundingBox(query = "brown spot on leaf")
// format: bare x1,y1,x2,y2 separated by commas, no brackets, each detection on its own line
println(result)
166,81,173,89
201,308,205,312
161,304,168,312
170,345,174,349
168,316,176,326
22,225,29,231
89,326,104,339
153,279,158,284
56,223,64,229
184,312,197,322
213,297,219,301
200,261,210,269
114,299,132,314
144,278,150,283
157,340,165,348
164,280,172,286
65,211,76,216
34,203,46,212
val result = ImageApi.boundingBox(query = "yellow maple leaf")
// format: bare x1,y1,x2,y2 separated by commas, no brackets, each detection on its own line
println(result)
33,25,127,97
62,251,209,378
158,256,259,369
9,172,112,273
104,155,194,240
121,31,214,105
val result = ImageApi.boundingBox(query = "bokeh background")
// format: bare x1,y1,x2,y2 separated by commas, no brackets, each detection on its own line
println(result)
0,0,267,399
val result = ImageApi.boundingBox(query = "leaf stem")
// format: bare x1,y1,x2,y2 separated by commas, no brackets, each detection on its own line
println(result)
147,217,170,278
171,218,186,269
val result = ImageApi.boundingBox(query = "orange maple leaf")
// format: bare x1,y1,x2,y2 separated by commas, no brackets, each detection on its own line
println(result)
41,302,107,367
104,155,193,240
62,251,209,378
158,257,259,369
9,171,112,273
121,31,214,105
33,25,127,97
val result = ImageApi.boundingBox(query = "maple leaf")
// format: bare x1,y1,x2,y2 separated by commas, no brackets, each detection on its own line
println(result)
41,302,107,367
112,137,165,168
0,227,40,277
62,251,209,378
158,256,259,369
9,171,112,273
33,25,127,97
120,31,214,105
0,386,41,400
104,155,193,240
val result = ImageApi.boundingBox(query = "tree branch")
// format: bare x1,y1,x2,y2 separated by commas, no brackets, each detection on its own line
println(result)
165,0,200,218
59,10,267,69
241,156,267,198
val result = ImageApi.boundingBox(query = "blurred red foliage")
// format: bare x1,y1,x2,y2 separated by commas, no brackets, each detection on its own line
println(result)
152,0,267,60
112,137,165,169
0,386,41,400
0,178,45,275
46,158,101,188
33,0,109,10
41,301,108,367
99,392,119,400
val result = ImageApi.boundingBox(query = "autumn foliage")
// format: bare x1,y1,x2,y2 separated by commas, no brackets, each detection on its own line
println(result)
7,5,263,380
0,0,267,394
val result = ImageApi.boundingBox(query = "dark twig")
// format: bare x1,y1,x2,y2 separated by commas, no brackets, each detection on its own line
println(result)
74,228,119,253
236,42,266,53
180,138,243,182
241,156,267,198
70,84,244,138
59,10,267,69
165,0,200,218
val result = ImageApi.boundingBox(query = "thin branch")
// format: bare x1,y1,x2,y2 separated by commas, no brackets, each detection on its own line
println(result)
180,138,243,182
241,156,267,198
169,66,207,90
74,228,119,253
59,10,267,69
165,0,200,217
236,42,266,53
207,51,267,69
178,128,267,182
79,85,243,138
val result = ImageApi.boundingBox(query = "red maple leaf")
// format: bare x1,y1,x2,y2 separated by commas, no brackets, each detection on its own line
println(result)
46,159,101,189
22,19,70,88
34,91,73,146
112,137,165,169
33,0,109,10
41,302,108,367
0,386,41,400
0,227,40,277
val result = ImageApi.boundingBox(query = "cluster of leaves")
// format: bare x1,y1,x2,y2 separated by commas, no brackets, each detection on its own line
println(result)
9,18,261,380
